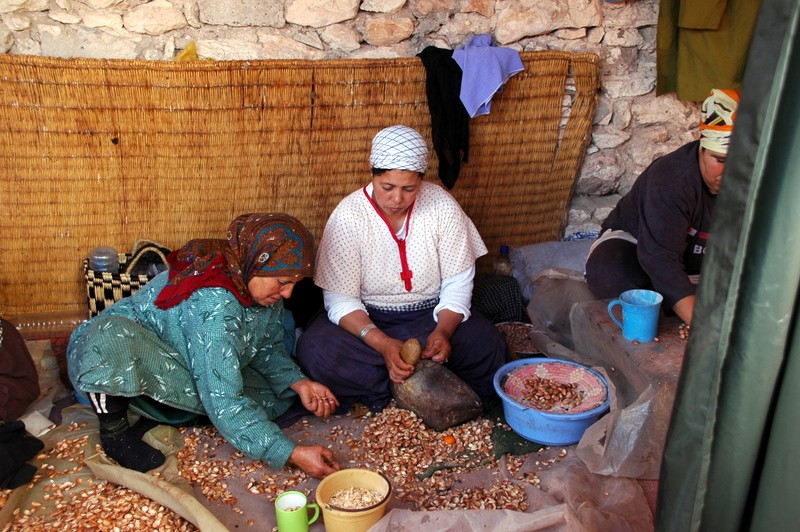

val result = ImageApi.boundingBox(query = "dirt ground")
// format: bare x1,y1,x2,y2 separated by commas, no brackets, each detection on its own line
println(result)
3,287,681,531
1,394,654,532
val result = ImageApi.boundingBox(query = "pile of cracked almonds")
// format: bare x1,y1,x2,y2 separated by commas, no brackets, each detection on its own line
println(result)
514,376,584,412
1,405,573,530
327,486,383,509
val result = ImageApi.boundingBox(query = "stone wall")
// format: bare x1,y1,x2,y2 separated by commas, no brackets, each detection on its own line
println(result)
0,0,701,238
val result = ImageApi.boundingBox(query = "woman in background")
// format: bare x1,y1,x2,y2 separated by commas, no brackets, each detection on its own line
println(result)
584,89,739,326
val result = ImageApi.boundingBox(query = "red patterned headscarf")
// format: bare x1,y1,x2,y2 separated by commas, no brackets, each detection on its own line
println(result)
154,213,314,309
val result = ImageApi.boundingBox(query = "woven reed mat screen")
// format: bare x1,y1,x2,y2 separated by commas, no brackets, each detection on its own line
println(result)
0,51,598,316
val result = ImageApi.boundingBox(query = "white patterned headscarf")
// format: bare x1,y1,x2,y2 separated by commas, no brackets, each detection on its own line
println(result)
699,89,740,154
369,125,429,174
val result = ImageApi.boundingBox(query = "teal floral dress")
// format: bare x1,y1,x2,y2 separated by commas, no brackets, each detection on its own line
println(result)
68,271,306,470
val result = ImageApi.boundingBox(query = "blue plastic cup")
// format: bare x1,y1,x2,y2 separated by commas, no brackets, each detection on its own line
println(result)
607,289,663,342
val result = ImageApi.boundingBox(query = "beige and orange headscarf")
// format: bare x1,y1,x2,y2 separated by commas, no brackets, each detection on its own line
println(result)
699,89,740,154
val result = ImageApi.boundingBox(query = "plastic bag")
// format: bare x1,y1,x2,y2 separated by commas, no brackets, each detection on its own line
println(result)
523,274,678,480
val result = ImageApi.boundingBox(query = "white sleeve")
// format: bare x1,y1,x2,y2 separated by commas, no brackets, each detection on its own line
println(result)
433,265,475,322
323,289,368,326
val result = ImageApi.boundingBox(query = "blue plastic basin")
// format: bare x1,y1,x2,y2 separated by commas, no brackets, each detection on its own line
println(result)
493,358,610,446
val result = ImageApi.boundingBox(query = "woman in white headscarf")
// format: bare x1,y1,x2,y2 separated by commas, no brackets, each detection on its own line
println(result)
296,125,508,413
584,89,740,326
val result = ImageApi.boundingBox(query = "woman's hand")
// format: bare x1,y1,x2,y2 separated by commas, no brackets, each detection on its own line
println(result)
422,329,453,364
378,338,415,383
672,294,695,326
288,445,340,479
421,310,460,364
291,379,339,418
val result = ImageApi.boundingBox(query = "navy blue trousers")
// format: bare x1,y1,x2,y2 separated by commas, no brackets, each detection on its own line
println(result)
295,307,509,413
584,238,652,300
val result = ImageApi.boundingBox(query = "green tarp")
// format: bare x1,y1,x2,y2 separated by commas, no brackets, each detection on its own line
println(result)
657,0,800,530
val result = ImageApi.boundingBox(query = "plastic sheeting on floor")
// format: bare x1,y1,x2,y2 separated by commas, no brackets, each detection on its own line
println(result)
1,402,654,531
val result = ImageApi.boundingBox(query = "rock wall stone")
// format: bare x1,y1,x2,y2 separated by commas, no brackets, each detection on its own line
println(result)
0,0,701,238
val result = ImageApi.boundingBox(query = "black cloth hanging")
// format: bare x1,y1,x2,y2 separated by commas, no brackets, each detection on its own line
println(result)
416,46,470,190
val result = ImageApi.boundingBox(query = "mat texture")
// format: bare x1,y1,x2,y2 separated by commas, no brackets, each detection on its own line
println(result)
0,51,598,316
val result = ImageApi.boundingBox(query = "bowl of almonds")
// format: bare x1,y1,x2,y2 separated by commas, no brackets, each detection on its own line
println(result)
314,468,392,532
493,358,610,445
496,321,543,358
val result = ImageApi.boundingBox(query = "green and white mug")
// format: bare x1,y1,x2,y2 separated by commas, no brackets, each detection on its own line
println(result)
275,490,320,532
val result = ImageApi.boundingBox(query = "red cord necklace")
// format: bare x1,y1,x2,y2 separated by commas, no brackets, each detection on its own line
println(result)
363,186,415,292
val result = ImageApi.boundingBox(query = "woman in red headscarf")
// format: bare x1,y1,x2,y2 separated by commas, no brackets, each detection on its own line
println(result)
68,213,339,478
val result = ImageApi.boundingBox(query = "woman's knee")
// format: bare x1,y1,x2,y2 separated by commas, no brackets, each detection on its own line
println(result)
585,241,648,298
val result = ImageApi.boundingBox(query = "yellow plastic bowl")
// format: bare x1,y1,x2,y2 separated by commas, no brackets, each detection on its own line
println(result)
314,468,392,532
